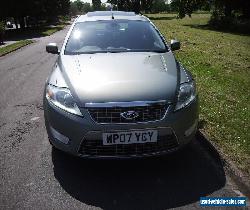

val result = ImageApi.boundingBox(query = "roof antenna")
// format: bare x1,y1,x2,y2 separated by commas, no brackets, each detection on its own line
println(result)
111,13,114,19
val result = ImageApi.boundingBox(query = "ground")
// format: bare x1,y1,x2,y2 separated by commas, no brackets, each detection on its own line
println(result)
0,19,249,209
147,13,250,175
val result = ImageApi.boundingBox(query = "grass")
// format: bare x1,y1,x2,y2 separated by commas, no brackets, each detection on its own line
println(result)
0,40,33,56
5,24,66,40
147,13,250,174
1,23,66,56
37,24,65,36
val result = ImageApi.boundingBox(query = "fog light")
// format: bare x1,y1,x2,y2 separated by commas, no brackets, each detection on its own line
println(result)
184,120,198,137
50,126,70,144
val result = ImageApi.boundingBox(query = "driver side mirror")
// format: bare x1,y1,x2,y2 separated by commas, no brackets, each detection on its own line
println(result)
170,40,180,51
46,43,59,54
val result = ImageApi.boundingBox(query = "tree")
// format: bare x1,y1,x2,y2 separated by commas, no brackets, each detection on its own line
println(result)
170,0,205,18
74,0,84,12
1,0,71,28
70,1,92,15
59,0,71,16
82,3,92,13
100,3,108,11
141,0,154,13
151,0,167,13
213,0,250,18
170,0,250,19
42,0,69,22
92,0,101,11
107,0,154,13
70,1,80,16
0,21,5,44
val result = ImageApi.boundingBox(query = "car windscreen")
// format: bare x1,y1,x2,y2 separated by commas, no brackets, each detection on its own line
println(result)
64,20,168,54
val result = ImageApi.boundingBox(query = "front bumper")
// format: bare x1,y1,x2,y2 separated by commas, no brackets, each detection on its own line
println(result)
44,97,199,159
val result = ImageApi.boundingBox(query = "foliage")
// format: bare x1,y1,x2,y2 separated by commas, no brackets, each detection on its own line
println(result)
107,0,169,13
70,0,108,16
170,0,207,18
70,0,92,15
207,0,250,33
107,0,139,13
92,0,102,11
151,0,169,13
0,21,5,33
0,0,70,28
170,0,250,19
0,21,5,44
209,12,250,34
212,0,250,18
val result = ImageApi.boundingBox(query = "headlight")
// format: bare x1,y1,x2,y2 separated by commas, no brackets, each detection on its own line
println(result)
46,84,83,116
175,81,196,111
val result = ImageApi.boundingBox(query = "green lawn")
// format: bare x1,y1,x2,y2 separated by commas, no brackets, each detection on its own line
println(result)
39,24,66,36
147,13,250,174
0,40,33,56
1,23,66,56
5,24,66,40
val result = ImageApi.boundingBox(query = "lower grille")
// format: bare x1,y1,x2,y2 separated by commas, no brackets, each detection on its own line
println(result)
79,134,179,157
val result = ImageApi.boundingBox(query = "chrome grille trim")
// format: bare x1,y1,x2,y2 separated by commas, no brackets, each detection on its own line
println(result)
85,100,168,108
86,101,169,124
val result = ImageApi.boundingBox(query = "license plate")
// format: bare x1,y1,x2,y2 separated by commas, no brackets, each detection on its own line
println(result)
102,129,158,145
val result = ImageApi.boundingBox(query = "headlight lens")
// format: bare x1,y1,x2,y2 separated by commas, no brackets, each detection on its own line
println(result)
46,84,83,116
175,81,196,111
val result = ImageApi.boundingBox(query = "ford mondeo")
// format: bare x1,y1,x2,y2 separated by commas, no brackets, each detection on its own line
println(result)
43,11,199,158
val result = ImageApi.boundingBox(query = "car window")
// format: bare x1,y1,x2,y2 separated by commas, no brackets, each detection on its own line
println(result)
64,20,168,54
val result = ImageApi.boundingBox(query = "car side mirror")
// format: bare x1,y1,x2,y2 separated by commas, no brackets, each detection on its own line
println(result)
46,43,59,54
170,40,180,51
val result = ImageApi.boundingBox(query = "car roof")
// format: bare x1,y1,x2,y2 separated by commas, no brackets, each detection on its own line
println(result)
76,11,149,22
88,11,136,17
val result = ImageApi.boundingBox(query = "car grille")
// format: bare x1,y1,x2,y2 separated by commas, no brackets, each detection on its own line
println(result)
87,103,168,124
79,135,178,157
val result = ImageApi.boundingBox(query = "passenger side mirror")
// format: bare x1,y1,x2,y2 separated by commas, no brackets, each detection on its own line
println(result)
46,43,59,54
170,40,180,51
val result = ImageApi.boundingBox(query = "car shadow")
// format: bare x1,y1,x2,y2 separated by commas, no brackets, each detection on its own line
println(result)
52,138,226,210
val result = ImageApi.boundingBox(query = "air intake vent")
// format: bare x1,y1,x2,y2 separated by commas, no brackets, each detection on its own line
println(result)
79,134,178,157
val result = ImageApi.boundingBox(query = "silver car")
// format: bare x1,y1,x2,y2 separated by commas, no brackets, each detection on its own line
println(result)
44,11,199,158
